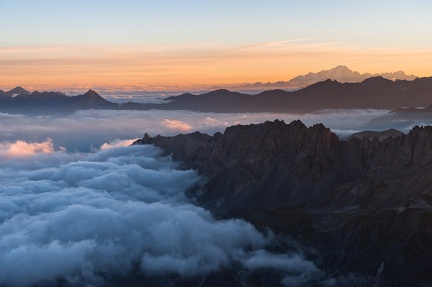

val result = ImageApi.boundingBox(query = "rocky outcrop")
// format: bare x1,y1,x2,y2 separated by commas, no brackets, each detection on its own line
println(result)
134,120,432,286
136,120,342,210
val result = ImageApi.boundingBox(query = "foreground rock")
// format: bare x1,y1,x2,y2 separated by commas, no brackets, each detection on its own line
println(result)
135,120,432,286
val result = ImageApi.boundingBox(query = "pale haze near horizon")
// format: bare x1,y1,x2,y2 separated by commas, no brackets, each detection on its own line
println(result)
1,0,431,90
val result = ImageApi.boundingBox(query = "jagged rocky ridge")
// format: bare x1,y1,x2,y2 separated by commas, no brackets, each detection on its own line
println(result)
134,120,432,286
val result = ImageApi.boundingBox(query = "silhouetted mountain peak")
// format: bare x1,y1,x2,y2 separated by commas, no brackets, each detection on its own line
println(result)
214,89,230,93
206,89,234,95
73,90,118,110
79,90,110,102
83,89,101,98
303,78,342,90
201,89,245,98
6,86,30,95
361,76,393,86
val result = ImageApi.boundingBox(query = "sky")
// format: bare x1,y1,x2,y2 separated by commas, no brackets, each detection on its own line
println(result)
1,0,431,90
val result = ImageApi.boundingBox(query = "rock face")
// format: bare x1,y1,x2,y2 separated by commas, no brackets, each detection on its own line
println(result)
135,120,432,286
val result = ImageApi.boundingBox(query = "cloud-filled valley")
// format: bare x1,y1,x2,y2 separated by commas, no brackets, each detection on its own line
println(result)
2,0,431,284
0,107,425,286
0,108,392,152
0,144,325,286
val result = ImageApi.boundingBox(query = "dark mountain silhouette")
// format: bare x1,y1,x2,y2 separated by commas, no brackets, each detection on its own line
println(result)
347,129,404,141
143,76,432,113
240,65,417,89
6,86,30,96
134,119,432,286
362,102,432,131
0,90,135,115
2,74,432,116
71,90,118,110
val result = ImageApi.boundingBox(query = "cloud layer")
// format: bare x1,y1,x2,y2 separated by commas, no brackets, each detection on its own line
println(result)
0,106,393,285
0,144,323,286
0,108,390,152
0,138,55,157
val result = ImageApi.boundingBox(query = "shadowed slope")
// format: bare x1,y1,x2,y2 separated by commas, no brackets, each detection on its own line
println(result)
135,120,432,286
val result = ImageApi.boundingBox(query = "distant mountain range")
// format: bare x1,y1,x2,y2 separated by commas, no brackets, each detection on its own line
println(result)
0,89,119,115
239,65,417,89
1,74,432,116
361,102,432,131
146,76,432,113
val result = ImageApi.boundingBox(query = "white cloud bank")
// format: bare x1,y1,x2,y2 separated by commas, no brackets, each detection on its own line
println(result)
0,138,55,157
0,108,390,152
0,144,323,286
0,107,396,286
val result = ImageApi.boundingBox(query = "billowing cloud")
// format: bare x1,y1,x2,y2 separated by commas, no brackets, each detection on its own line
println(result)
0,107,392,286
100,138,139,150
0,138,55,157
0,108,391,152
0,144,323,286
161,118,192,132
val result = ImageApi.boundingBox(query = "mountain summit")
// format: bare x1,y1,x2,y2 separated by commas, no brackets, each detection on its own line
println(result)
243,65,417,89
72,90,118,109
6,86,30,96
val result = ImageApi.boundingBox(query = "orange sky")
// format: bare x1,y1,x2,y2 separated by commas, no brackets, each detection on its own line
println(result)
1,42,431,91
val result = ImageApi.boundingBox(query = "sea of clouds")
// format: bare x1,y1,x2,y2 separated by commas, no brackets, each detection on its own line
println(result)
0,143,324,286
0,108,399,286
0,108,391,152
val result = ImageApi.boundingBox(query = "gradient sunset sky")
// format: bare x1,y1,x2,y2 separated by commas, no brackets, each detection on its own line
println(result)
1,0,431,90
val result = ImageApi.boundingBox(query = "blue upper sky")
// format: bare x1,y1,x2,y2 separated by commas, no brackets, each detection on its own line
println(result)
2,0,430,47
